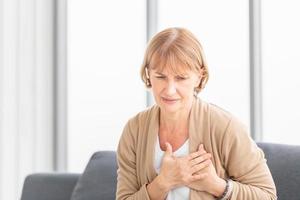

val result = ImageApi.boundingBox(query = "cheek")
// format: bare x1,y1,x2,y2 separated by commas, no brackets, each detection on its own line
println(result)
179,82,195,93
176,85,196,99
151,82,162,94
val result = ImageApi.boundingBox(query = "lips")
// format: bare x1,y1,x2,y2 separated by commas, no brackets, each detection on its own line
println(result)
161,97,179,104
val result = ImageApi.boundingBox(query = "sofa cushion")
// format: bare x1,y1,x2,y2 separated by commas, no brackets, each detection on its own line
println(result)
257,142,300,200
21,173,80,200
71,151,117,200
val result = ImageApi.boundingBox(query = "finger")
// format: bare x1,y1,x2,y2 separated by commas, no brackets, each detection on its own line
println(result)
190,173,208,182
188,148,207,160
165,142,173,155
191,159,211,174
198,144,203,151
189,153,211,168
198,148,206,155
189,153,211,167
198,144,206,154
188,151,203,160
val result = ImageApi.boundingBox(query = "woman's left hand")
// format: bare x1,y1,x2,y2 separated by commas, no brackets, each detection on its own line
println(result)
187,144,227,197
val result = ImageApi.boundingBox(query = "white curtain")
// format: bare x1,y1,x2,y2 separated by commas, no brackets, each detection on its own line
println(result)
0,0,55,199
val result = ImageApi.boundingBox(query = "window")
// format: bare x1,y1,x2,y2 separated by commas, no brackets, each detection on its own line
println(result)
158,0,250,126
261,0,300,144
67,0,146,172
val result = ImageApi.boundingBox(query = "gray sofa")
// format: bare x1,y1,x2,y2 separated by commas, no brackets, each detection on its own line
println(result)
20,143,300,200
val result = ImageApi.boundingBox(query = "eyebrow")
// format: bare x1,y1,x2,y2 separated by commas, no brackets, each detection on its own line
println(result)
154,72,189,77
154,72,165,75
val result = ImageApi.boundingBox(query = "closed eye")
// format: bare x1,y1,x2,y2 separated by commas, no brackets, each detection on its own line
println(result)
155,76,166,79
175,76,188,80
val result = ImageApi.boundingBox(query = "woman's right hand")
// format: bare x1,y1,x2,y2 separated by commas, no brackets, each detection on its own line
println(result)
158,142,212,191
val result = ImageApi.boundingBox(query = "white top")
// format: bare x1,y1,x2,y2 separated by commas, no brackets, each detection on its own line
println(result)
154,135,190,200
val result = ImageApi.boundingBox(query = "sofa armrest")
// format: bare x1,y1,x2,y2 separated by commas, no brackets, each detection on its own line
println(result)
20,173,80,200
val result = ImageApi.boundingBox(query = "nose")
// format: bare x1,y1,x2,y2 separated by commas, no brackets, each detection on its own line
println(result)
165,80,177,96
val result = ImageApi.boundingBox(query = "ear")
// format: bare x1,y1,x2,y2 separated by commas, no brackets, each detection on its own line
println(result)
196,76,201,86
145,67,152,87
195,69,204,87
194,73,201,87
145,67,150,79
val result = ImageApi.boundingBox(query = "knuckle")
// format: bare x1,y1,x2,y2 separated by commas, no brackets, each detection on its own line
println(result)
195,164,202,171
199,174,205,179
198,162,204,169
189,160,195,167
206,159,211,165
202,173,208,179
199,157,204,162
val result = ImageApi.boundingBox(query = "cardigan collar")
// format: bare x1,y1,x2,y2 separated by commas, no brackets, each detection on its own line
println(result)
146,97,205,180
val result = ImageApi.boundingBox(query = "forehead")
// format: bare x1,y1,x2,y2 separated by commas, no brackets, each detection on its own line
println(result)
149,51,194,76
152,68,194,77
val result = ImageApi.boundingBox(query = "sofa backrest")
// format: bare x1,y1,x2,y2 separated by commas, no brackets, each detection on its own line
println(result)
21,173,80,200
72,143,300,200
257,142,300,200
71,151,117,200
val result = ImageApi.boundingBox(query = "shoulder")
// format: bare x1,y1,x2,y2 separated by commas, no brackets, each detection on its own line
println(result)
208,103,249,141
196,98,247,137
208,102,233,123
195,98,233,127
125,104,159,130
120,104,159,140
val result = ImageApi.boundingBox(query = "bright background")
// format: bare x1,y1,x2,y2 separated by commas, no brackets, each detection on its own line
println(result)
67,0,300,172
1,1,300,199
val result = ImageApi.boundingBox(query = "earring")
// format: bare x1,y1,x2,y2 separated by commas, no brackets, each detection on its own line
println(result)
146,78,151,86
193,88,198,97
145,67,151,86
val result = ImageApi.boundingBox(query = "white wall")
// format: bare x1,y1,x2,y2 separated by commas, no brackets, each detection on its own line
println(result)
1,0,300,199
67,0,147,173
261,0,300,144
0,0,55,199
158,0,250,127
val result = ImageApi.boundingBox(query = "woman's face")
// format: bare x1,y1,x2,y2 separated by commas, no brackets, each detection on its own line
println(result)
149,67,201,114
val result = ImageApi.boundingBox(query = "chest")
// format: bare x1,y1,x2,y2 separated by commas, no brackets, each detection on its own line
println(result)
158,130,189,152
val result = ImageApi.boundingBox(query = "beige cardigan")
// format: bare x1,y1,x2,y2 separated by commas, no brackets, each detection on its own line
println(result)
116,97,277,200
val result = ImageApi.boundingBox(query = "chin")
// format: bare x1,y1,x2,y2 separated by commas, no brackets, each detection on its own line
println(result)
160,103,181,113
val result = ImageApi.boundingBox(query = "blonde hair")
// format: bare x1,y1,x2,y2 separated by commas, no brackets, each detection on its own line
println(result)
140,27,209,94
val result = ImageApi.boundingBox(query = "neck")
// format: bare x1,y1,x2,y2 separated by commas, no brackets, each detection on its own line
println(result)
159,97,195,135
159,108,190,134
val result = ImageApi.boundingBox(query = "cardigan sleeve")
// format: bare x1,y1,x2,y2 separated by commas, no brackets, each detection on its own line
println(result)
116,120,151,200
221,117,277,200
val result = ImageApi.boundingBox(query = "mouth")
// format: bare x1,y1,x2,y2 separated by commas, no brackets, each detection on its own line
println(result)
161,97,179,104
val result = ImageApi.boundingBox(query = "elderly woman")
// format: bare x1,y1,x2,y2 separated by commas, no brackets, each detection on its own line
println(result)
116,27,277,200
